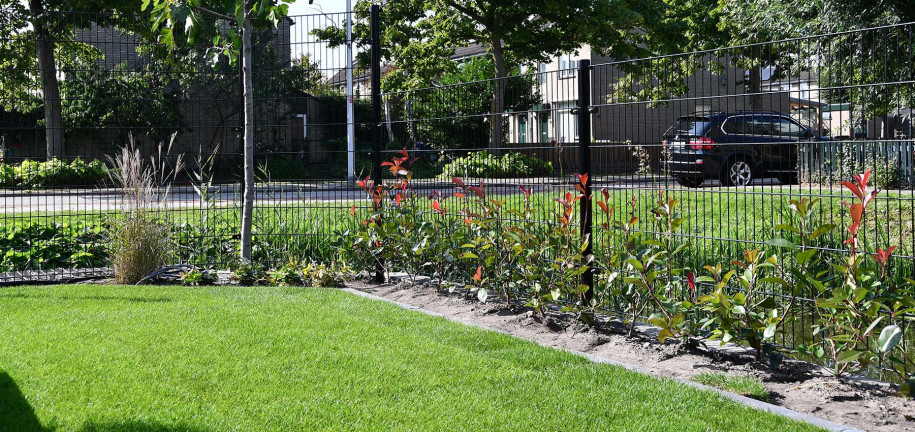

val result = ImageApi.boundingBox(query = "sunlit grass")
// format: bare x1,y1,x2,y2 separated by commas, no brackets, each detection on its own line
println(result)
0,285,821,432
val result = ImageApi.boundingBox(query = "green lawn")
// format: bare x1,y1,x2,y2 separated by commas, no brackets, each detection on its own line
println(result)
0,285,822,432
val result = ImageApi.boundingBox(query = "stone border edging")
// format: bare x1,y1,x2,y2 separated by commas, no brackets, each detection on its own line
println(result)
341,287,864,432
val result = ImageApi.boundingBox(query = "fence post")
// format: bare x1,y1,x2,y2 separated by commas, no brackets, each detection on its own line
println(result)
370,4,385,283
577,59,594,301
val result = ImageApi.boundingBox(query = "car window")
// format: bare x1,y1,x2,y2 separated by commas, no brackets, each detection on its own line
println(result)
722,116,747,134
746,115,778,136
774,117,805,137
665,117,710,138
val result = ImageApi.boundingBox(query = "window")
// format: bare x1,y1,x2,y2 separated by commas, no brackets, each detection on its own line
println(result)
519,116,528,144
557,103,578,142
540,115,550,143
722,116,747,134
559,53,577,78
774,117,805,137
538,63,548,85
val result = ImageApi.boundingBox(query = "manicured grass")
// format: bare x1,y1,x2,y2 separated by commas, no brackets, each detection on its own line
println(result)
0,285,821,432
693,372,771,402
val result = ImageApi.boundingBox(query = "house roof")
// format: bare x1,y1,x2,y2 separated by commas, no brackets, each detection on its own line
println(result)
451,43,487,60
329,64,397,85
329,43,489,86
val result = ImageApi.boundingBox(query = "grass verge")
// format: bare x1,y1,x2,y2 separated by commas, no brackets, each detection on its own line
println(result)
0,285,820,431
693,372,771,402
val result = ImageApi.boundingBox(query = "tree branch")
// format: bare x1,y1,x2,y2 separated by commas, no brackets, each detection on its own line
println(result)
193,5,234,22
443,0,486,27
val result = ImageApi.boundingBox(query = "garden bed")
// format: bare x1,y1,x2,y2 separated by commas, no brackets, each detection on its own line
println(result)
351,278,915,432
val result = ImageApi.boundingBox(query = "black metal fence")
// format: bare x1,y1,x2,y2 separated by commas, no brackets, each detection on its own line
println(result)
1,8,913,375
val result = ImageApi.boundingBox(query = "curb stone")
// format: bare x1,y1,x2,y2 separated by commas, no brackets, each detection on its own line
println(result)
341,287,865,432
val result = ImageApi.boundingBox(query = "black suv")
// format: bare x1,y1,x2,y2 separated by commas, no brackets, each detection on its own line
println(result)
664,112,819,187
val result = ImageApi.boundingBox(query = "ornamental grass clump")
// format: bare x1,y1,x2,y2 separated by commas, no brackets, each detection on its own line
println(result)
107,138,183,284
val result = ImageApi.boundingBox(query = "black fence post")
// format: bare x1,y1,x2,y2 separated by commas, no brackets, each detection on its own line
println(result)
577,59,594,301
370,4,385,283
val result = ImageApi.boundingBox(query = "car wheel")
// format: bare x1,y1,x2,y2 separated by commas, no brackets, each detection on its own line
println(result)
721,158,754,187
674,176,703,188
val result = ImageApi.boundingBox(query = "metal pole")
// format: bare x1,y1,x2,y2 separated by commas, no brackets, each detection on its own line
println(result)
577,59,594,300
345,0,356,184
370,4,385,283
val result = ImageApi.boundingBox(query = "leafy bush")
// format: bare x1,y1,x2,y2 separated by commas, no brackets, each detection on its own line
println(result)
346,150,915,397
180,268,219,286
0,222,108,272
440,151,553,179
2,158,111,188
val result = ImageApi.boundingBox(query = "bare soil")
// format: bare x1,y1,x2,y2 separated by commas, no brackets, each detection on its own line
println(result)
350,279,915,432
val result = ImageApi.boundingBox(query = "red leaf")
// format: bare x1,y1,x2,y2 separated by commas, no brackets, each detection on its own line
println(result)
472,266,482,282
576,173,589,187
687,272,696,292
381,161,394,167
452,177,465,187
847,202,864,224
348,205,356,216
597,201,609,214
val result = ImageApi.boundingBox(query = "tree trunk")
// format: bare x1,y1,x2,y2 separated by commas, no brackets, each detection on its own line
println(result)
240,20,255,260
383,96,395,143
29,0,63,159
489,38,507,155
749,45,762,110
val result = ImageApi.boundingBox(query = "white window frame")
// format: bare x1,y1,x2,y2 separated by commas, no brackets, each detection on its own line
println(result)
559,53,577,79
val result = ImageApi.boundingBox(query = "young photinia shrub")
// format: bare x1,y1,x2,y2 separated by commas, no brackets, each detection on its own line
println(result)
346,158,914,395
802,170,915,395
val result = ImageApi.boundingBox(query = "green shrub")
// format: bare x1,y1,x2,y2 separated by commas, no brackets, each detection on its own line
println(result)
0,163,15,187
0,222,108,272
1,158,110,188
180,268,219,286
440,151,552,179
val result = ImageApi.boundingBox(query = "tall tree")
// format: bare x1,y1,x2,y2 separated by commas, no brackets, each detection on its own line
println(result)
316,0,645,153
0,0,143,158
146,0,293,260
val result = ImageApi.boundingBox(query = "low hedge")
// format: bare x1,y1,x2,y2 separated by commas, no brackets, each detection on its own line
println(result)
0,158,111,188
440,151,553,179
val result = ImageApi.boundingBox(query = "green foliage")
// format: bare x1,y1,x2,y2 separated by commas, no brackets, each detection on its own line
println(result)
269,261,307,286
230,259,265,286
1,158,110,188
406,57,541,149
180,268,218,286
0,222,108,272
440,151,552,179
693,372,770,402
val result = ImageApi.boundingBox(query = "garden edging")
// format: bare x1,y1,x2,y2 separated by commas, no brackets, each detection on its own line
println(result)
341,287,863,432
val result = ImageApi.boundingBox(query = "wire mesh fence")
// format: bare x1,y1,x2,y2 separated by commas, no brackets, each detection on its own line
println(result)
1,8,913,379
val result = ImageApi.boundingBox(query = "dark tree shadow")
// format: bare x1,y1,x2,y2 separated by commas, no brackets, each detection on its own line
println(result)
76,421,209,432
0,372,50,432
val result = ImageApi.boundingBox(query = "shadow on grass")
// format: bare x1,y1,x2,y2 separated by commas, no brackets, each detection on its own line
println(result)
2,372,203,432
0,371,48,432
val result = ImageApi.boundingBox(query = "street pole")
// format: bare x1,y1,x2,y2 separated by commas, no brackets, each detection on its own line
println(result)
345,0,356,184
